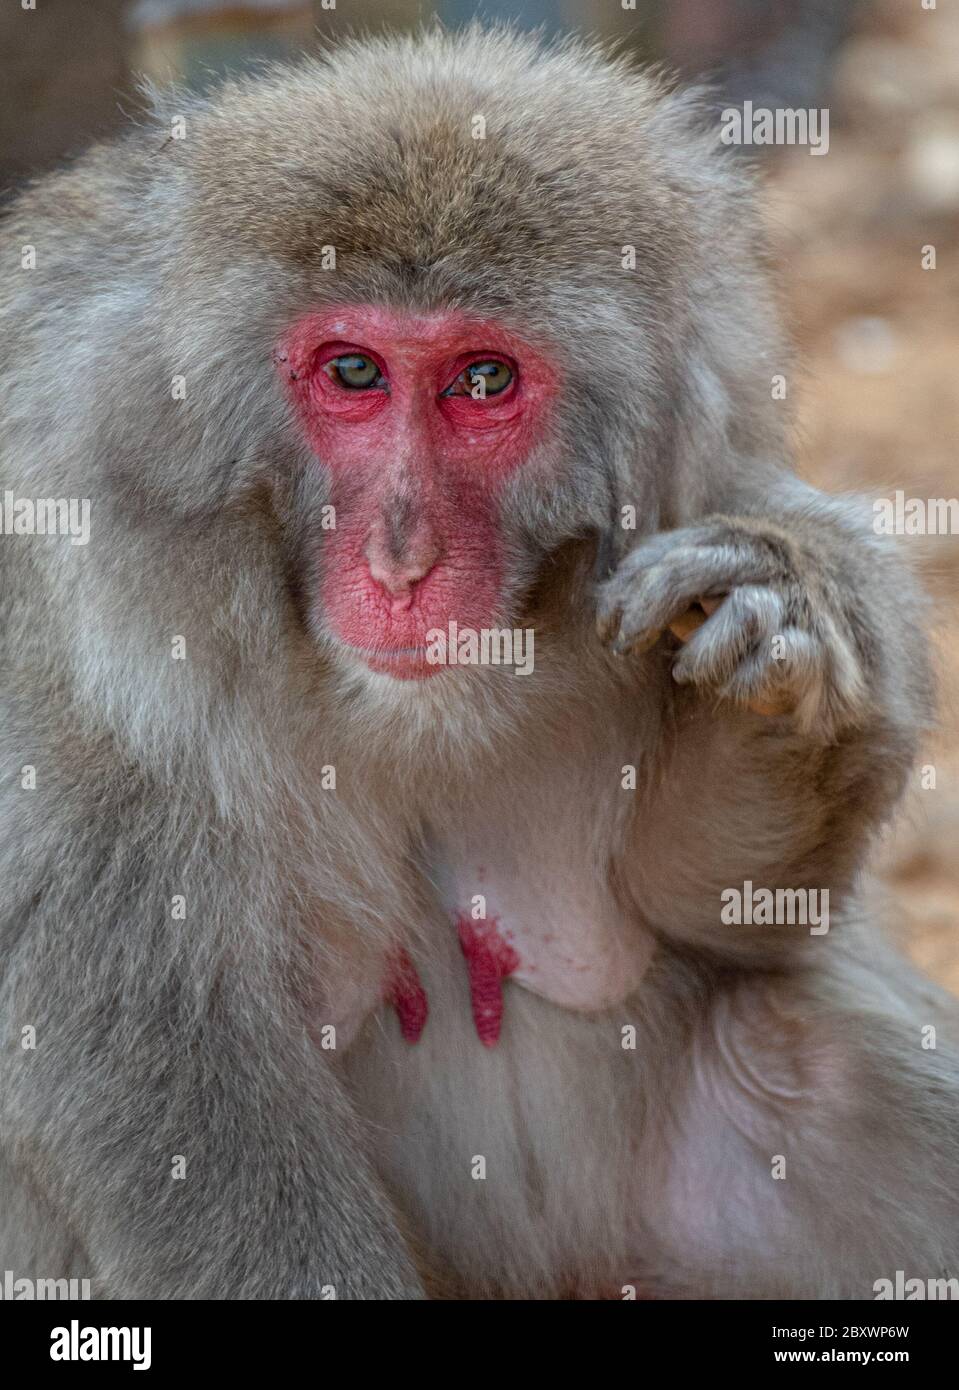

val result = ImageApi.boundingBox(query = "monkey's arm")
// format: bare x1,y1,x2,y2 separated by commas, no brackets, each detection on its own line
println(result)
596,480,930,957
0,801,423,1300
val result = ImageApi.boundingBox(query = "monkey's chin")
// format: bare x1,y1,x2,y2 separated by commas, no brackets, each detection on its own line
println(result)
341,645,449,681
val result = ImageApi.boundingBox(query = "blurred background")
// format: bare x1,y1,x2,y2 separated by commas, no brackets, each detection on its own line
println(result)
1,0,957,990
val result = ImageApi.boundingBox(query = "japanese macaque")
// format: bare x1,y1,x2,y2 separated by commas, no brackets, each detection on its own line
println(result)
1,26,958,1301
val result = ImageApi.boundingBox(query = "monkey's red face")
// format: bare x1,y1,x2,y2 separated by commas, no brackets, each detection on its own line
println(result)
278,308,558,678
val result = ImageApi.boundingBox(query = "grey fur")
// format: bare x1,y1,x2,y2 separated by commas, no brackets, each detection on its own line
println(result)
1,25,956,1299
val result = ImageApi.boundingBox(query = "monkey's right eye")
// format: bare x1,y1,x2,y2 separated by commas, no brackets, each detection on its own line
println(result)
324,355,386,390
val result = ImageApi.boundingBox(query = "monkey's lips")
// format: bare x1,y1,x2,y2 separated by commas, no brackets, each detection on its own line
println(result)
343,644,446,680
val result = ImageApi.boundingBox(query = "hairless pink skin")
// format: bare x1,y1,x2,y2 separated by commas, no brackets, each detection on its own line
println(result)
381,920,521,1047
383,946,429,1044
277,307,558,678
457,917,520,1047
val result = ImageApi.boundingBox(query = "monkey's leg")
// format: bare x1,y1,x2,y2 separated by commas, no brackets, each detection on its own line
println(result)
0,1153,93,1291
344,918,959,1298
638,953,959,1299
0,805,424,1300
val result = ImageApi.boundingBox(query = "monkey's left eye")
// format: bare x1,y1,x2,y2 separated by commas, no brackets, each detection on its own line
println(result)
442,360,514,399
324,354,386,390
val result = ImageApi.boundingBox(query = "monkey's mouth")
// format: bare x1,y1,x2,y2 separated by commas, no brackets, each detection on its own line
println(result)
342,644,446,680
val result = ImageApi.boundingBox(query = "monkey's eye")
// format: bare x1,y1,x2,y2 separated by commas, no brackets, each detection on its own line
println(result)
442,360,514,399
324,354,386,390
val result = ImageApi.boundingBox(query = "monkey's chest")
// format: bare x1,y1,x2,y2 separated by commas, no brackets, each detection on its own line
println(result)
424,814,654,1045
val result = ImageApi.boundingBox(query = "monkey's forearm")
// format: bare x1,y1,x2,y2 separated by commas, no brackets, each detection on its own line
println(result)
610,482,931,958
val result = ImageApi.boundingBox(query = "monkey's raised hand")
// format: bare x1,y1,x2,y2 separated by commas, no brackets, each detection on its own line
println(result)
596,515,874,738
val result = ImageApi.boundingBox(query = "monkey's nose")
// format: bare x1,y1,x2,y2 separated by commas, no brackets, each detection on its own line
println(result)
365,534,441,600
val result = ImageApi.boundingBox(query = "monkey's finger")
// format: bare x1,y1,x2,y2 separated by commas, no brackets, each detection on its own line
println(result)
605,523,739,575
616,538,773,594
603,547,771,655
596,597,663,652
598,552,696,649
718,626,824,717
720,650,800,717
597,605,665,652
672,585,783,688
669,594,792,714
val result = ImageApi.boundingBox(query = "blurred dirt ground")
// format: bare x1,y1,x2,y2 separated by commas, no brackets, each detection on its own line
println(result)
764,0,959,991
